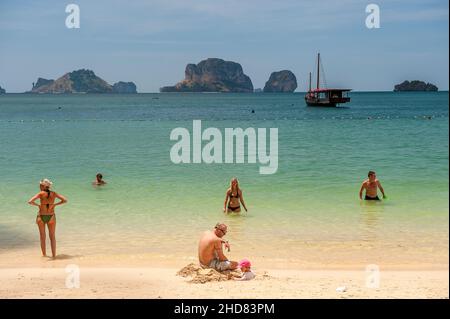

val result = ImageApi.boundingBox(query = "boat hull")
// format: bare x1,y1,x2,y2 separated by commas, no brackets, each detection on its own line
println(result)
305,100,337,107
304,96,350,107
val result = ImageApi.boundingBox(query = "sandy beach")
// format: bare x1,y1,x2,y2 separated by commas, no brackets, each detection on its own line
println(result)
0,252,448,299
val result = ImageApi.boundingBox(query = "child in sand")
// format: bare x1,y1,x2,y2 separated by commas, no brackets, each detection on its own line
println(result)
234,258,255,281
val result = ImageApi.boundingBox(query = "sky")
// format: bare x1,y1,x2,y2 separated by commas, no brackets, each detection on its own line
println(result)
0,0,448,92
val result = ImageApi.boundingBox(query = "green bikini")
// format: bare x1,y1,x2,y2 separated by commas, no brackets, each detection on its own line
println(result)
38,214,54,224
38,190,54,224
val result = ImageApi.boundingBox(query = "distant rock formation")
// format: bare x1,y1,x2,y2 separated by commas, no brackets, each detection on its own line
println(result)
32,78,55,90
0,86,5,94
28,69,137,94
394,80,438,92
263,70,297,93
112,81,137,93
160,58,253,93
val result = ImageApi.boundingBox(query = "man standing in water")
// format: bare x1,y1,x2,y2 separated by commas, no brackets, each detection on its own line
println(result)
359,171,386,200
198,223,238,271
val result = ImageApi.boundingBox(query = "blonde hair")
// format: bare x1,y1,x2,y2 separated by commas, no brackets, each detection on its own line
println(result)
40,178,53,189
229,177,240,195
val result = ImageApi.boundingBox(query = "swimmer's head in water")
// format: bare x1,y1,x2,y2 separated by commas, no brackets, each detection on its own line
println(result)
368,171,376,180
214,223,228,237
96,173,103,180
39,178,53,190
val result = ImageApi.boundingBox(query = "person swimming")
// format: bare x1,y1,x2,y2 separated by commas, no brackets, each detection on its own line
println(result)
28,179,67,258
223,177,248,213
92,173,107,186
359,171,386,201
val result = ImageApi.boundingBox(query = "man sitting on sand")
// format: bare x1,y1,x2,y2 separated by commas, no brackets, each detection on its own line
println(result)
198,223,238,271
359,170,386,200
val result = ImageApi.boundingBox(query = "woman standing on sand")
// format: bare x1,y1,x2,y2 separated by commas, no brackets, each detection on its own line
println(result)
28,179,67,258
223,177,248,213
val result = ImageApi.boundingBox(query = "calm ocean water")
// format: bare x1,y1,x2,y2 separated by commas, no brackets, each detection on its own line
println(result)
0,92,448,266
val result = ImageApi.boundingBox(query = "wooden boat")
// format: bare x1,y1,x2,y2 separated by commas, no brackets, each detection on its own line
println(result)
305,53,351,107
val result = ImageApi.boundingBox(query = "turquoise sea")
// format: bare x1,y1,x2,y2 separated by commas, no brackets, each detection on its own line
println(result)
0,92,448,267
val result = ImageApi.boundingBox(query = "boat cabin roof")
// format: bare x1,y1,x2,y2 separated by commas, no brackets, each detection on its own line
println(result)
310,88,351,93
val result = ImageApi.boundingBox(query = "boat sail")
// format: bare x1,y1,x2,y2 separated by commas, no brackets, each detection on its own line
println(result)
305,53,351,107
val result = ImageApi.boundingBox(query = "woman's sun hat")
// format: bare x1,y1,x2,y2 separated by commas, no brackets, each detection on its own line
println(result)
238,258,251,268
40,178,53,188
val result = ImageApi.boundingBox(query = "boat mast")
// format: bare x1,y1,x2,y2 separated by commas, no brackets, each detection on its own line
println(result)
308,72,311,92
316,52,320,90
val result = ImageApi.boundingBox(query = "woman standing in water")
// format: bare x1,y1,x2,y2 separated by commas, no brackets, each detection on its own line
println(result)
223,177,248,213
28,179,67,258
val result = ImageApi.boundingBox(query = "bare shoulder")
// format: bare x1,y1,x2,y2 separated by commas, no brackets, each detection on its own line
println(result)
203,230,216,240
